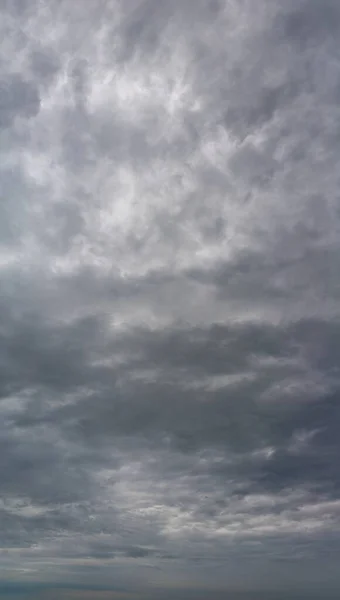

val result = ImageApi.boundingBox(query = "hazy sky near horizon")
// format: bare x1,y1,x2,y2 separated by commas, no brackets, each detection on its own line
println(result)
1,0,340,598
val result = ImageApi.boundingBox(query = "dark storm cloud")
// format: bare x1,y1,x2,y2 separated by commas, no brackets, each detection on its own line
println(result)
1,0,340,598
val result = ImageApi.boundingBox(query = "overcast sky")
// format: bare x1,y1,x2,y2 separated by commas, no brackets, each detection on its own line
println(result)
1,0,340,598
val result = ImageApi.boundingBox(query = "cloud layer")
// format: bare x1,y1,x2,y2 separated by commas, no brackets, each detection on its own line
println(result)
1,0,340,598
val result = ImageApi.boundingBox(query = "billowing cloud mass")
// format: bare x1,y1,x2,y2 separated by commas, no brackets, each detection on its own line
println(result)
1,1,340,598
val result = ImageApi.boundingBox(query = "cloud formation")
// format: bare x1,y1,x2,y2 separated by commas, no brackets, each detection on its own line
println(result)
1,0,340,598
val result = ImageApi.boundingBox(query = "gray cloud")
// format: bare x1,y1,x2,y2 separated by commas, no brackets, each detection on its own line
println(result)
0,0,340,598
0,76,40,128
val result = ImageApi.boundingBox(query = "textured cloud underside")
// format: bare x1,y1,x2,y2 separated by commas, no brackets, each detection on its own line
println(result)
1,0,340,597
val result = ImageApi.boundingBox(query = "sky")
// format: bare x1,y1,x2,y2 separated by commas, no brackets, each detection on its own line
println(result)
1,0,340,598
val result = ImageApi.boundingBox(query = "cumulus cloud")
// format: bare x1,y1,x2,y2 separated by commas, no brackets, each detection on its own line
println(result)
1,0,340,598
